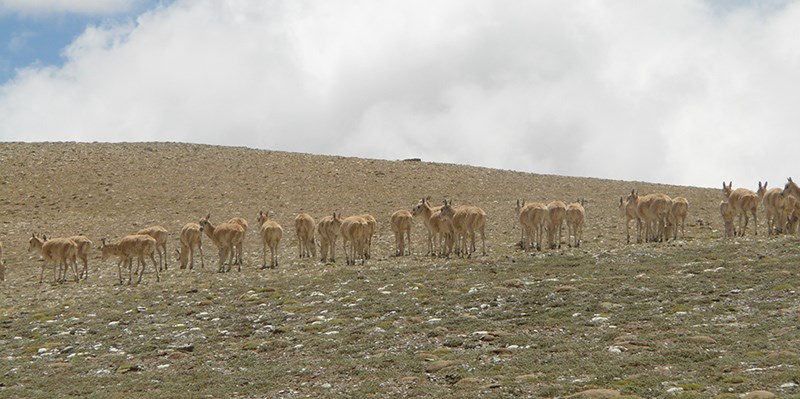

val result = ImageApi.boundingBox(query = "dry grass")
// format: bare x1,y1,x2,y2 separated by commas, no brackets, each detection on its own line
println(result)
0,142,798,398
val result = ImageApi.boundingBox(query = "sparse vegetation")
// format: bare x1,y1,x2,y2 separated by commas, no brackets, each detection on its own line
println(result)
1,142,798,398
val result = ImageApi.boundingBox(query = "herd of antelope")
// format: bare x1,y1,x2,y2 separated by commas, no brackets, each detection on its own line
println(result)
13,178,800,285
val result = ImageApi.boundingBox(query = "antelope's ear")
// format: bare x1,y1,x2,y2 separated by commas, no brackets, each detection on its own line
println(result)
789,177,794,183
206,213,211,219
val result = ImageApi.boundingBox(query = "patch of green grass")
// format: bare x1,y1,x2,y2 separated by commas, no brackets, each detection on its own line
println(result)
4,236,800,398
679,383,703,391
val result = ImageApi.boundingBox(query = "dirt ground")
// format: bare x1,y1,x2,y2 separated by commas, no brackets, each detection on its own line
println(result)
5,142,795,399
0,141,723,269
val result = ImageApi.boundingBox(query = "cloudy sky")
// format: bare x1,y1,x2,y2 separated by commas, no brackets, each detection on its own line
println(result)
1,0,799,188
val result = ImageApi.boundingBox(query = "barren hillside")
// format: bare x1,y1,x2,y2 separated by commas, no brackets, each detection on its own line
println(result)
3,142,795,399
0,141,722,267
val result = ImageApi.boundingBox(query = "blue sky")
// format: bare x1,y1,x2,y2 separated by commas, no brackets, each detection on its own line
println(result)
1,0,800,188
0,1,169,83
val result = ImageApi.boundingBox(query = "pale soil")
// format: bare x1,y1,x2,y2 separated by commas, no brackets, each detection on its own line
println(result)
4,142,790,399
0,141,722,271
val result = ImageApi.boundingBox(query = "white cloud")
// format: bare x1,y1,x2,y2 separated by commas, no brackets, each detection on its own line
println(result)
0,0,140,16
2,0,800,188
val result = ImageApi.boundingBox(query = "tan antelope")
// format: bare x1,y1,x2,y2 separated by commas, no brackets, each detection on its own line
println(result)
137,226,169,271
565,199,586,248
546,200,567,249
67,235,92,279
28,233,79,283
317,213,343,263
390,209,413,256
199,214,245,272
722,182,759,236
757,182,786,235
257,210,283,269
294,213,316,259
668,197,689,240
177,222,204,270
619,195,638,244
439,200,486,257
101,234,159,285
360,213,377,259
720,201,735,238
516,200,548,251
340,215,369,265
227,217,248,265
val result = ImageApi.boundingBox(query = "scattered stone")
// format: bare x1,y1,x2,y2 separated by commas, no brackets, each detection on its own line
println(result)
607,345,626,353
515,373,544,383
742,391,776,399
169,343,194,352
781,382,798,389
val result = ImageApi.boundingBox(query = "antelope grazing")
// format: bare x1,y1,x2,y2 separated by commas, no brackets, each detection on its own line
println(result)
137,226,168,271
199,214,245,272
294,213,316,259
565,199,586,248
722,182,759,236
227,217,248,265
546,201,567,249
177,222,204,270
757,182,786,235
28,233,79,283
340,215,369,265
257,210,283,269
317,213,342,263
390,209,413,256
516,200,548,251
619,195,638,244
668,197,689,240
101,234,159,285
720,201,735,238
